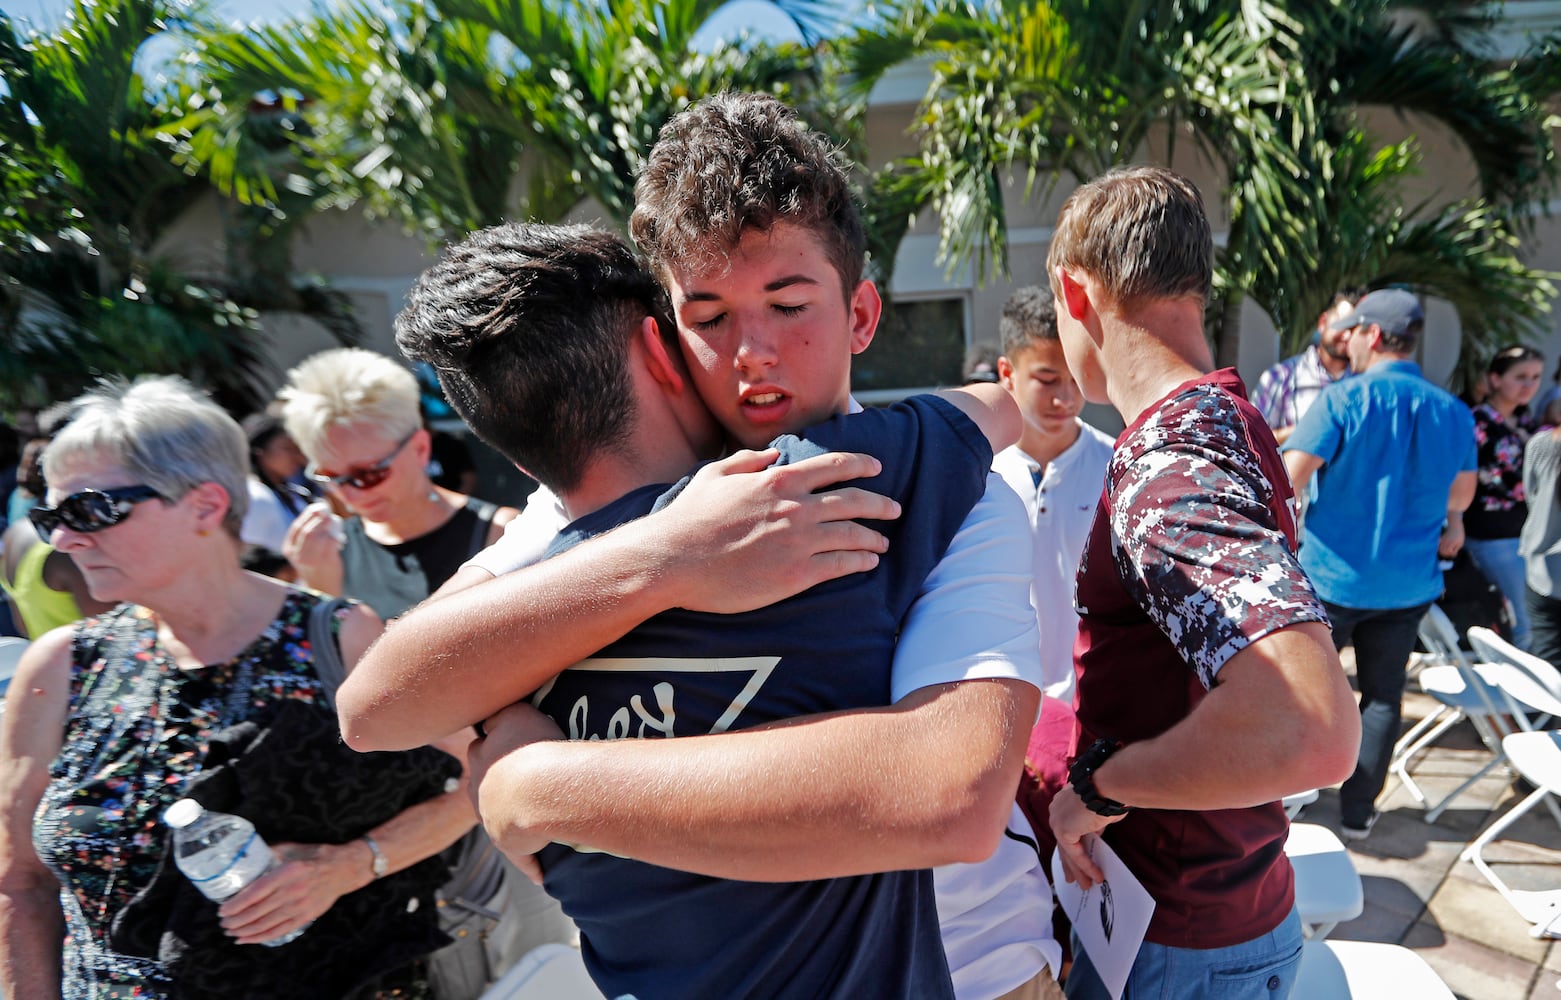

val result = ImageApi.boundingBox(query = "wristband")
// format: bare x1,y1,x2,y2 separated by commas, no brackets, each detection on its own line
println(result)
1068,737,1131,817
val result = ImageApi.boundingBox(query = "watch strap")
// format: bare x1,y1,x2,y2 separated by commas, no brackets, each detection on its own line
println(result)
1069,737,1131,817
361,833,389,879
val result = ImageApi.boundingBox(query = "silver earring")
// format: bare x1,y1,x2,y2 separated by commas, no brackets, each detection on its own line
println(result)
428,489,439,502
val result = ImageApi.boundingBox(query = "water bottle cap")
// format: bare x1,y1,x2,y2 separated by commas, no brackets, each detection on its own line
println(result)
164,798,205,829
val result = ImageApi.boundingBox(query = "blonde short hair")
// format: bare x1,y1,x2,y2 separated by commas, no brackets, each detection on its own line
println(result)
278,348,422,462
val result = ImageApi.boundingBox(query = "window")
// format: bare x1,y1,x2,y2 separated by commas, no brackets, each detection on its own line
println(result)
852,295,968,396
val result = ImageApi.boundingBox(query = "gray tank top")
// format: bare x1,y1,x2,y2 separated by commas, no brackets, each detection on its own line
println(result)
339,498,498,620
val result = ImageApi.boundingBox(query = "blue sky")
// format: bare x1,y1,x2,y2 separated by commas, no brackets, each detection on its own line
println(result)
5,0,816,44
6,0,321,27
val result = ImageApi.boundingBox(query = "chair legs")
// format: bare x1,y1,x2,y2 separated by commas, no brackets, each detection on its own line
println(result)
1461,784,1561,938
1390,707,1511,823
1545,792,1561,830
1391,707,1462,803
1392,706,1463,774
1426,754,1510,824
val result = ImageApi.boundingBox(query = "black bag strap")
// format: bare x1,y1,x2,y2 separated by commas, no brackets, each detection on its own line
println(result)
306,594,352,707
464,497,500,555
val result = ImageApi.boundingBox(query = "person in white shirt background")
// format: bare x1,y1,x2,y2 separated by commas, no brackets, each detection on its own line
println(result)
993,287,1115,705
991,286,1115,869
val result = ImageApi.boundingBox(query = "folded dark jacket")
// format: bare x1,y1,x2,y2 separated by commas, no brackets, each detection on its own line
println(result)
111,699,462,999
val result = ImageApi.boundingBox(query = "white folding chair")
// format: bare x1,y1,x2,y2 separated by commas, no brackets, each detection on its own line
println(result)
479,943,602,1000
1465,627,1561,728
1293,939,1454,998
1388,607,1514,822
1286,823,1363,940
1282,788,1319,820
1459,730,1561,939
1464,627,1561,828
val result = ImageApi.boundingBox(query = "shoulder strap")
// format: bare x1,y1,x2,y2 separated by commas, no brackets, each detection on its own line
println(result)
307,594,352,706
464,497,500,556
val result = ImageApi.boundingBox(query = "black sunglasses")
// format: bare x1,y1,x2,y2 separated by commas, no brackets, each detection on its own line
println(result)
306,430,416,491
30,485,165,542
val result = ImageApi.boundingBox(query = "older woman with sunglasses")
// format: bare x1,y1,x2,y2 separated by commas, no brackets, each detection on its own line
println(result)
0,377,476,999
278,348,518,621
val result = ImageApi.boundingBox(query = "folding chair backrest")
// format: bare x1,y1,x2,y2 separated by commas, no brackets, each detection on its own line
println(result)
1420,605,1472,669
1504,639,1561,703
1466,627,1561,723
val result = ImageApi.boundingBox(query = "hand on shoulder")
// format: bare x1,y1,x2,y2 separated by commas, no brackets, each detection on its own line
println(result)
649,449,900,614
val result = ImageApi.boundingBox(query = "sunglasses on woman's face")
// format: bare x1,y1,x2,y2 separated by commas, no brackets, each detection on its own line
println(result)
29,485,165,542
306,430,416,491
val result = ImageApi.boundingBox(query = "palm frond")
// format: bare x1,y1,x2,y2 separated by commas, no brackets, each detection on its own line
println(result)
434,0,829,226
1515,31,1561,100
1375,202,1557,389
5,0,207,271
1323,20,1555,206
860,158,938,289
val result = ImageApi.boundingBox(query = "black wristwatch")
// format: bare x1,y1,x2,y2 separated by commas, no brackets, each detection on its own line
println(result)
1069,737,1131,817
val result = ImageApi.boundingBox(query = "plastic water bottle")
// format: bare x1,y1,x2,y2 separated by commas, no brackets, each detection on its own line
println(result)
164,798,308,947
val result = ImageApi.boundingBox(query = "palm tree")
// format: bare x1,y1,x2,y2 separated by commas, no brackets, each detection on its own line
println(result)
435,0,840,225
1264,2,1558,381
187,1,531,243
0,0,357,411
845,0,1558,373
190,0,847,242
848,1,1323,344
0,1,246,408
0,1,208,284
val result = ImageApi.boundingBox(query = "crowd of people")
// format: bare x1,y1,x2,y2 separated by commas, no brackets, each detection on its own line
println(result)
0,89,1552,1000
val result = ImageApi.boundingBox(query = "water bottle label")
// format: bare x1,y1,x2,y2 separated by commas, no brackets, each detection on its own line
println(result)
184,830,274,901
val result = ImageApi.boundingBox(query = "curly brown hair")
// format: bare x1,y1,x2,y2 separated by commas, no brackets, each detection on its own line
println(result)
630,92,866,299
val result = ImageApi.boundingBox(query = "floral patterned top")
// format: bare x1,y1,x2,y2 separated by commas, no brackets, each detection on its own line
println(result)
32,590,344,999
1469,403,1532,539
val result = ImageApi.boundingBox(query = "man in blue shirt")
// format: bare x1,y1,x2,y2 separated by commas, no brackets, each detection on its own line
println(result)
1282,288,1477,840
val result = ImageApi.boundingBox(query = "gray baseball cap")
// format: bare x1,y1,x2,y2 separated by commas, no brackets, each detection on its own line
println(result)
1328,288,1423,336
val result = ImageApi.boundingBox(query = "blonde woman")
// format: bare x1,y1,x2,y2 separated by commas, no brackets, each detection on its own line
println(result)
280,350,564,997
279,348,518,621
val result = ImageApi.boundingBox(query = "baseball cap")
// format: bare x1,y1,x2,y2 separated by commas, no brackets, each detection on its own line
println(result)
1329,288,1423,336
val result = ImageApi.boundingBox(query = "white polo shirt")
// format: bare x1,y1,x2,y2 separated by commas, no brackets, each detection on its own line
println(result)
992,421,1116,703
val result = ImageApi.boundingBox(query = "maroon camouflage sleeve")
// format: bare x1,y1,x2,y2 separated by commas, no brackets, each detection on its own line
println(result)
1108,386,1330,689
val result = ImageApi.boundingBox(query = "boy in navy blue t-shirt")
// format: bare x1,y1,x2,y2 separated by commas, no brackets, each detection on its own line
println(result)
388,221,1016,998
352,94,1056,1000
